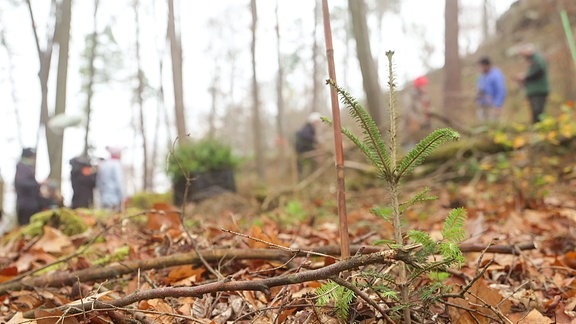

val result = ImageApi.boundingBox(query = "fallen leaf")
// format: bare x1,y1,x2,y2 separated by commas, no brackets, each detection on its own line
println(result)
564,251,576,269
35,308,81,324
518,308,553,323
31,226,73,254
0,266,18,283
165,265,206,284
448,278,512,323
147,203,182,231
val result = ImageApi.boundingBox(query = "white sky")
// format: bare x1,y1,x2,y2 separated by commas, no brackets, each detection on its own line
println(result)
0,0,516,215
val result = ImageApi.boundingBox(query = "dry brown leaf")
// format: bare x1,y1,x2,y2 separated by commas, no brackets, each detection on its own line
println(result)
563,251,576,269
9,292,44,312
165,265,206,284
517,308,553,323
248,225,285,248
31,226,73,254
555,301,576,323
6,312,31,324
0,266,18,283
448,278,512,323
147,203,182,231
211,302,233,323
192,294,213,318
14,250,58,273
146,298,175,323
35,309,81,324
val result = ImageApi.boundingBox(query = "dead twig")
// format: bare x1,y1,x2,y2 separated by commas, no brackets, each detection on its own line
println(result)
25,248,404,318
0,242,534,295
330,275,396,323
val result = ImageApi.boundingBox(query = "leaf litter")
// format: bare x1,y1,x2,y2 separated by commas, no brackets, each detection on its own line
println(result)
1,153,576,323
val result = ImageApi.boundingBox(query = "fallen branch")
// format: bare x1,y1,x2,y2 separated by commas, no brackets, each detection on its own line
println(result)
25,248,408,318
0,242,535,295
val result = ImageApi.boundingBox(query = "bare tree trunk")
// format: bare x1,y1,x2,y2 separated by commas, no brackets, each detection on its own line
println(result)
0,29,24,147
26,0,56,175
311,0,322,114
482,0,490,41
347,0,385,130
250,0,265,182
49,0,72,189
168,0,187,141
274,0,286,171
83,0,100,157
208,69,219,140
444,0,462,122
134,0,150,192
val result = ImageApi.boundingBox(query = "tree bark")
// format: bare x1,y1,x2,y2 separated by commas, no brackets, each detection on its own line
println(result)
444,0,462,122
347,0,385,130
82,0,100,157
134,0,150,192
311,0,322,115
47,0,72,189
208,72,219,140
168,0,187,141
275,0,287,172
250,0,266,182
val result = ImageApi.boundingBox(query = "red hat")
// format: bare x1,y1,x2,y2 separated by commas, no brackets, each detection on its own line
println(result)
413,76,429,88
106,146,122,159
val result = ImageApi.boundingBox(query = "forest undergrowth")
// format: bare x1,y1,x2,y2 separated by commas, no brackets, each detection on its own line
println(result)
0,138,576,323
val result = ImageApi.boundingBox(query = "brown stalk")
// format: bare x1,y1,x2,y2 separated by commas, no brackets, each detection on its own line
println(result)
321,0,350,259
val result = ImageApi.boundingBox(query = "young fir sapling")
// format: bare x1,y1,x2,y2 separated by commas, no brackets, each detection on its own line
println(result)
316,51,467,322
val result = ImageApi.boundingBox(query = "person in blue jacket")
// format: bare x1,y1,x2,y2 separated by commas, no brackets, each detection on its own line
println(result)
476,56,507,122
96,147,125,211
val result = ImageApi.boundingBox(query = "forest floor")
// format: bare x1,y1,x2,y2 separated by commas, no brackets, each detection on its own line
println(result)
2,113,576,323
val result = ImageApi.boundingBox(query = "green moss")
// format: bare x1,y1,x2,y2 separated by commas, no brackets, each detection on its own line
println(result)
93,246,130,265
128,192,172,209
25,208,88,237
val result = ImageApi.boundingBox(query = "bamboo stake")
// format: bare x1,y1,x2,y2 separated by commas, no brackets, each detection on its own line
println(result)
321,0,350,259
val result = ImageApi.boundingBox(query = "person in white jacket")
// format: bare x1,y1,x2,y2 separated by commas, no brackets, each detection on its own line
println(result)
96,147,125,210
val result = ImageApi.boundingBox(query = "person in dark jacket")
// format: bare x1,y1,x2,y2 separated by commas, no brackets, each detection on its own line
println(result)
295,112,322,179
516,44,549,123
14,148,41,225
70,156,97,209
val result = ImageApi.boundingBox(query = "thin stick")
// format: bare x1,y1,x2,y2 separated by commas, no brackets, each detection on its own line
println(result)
321,0,350,259
221,228,339,260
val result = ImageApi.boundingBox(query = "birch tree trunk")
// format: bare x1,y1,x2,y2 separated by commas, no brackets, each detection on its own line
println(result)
48,0,72,188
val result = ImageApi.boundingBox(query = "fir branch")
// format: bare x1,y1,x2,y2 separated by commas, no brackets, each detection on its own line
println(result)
442,207,467,243
396,128,460,181
400,187,436,212
327,79,393,180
